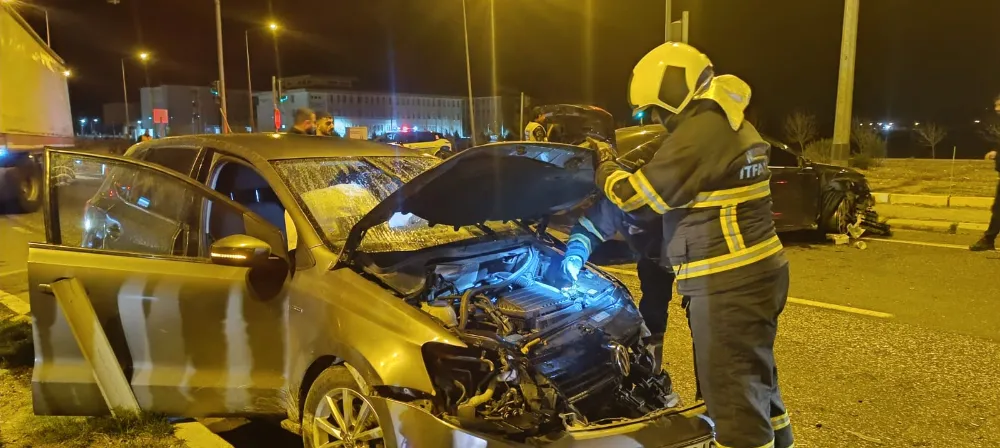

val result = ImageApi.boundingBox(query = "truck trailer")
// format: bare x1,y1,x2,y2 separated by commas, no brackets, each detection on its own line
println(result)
0,4,74,213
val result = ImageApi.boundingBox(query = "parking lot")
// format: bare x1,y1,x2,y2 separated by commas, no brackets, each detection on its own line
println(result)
2,206,999,447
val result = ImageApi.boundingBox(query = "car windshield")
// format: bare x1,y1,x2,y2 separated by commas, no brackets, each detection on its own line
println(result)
272,156,523,253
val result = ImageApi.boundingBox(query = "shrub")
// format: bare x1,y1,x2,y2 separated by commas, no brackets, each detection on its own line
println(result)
803,138,834,163
851,123,886,168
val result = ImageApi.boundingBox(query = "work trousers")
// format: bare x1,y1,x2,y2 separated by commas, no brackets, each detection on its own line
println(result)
986,180,1000,239
636,255,674,336
686,264,794,448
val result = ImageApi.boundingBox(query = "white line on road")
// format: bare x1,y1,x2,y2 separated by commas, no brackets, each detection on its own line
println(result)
866,237,969,251
596,267,894,319
788,297,894,319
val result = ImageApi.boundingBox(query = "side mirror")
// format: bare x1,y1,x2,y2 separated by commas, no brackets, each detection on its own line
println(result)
210,234,272,267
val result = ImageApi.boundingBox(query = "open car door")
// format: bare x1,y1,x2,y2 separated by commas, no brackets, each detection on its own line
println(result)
29,149,291,417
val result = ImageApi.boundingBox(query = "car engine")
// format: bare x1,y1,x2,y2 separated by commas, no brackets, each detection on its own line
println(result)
403,244,677,442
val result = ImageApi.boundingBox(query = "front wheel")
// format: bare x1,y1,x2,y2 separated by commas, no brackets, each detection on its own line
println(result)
820,191,853,235
301,366,386,448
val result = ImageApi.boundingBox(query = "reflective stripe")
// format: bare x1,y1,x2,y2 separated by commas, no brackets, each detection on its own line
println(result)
568,234,593,255
630,170,669,213
673,235,783,280
603,170,633,208
716,440,775,448
578,216,606,242
689,179,771,208
771,412,791,431
720,205,745,252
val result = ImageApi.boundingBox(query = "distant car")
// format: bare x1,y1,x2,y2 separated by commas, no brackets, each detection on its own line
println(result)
614,125,885,235
375,130,454,158
31,135,714,448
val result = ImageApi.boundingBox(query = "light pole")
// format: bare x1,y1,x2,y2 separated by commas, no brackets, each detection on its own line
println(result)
461,0,477,145
832,0,860,166
245,22,280,133
121,59,130,137
138,52,150,88
214,0,229,133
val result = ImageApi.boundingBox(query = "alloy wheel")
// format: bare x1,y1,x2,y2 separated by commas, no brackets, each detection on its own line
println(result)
311,388,384,448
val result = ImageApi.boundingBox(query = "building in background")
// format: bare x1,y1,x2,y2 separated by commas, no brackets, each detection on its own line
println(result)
279,75,357,90
139,85,251,137
470,94,529,141
101,102,139,135
255,88,465,138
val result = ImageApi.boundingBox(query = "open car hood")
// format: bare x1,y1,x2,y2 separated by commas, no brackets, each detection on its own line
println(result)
539,104,616,146
342,142,596,259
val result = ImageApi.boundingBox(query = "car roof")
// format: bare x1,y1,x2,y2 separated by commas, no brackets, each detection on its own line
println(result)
135,133,424,161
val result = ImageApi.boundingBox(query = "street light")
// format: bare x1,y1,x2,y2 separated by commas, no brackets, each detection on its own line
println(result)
246,21,282,133
62,69,71,77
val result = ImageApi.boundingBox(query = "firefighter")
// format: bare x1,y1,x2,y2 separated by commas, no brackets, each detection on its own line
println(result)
524,109,548,142
595,42,793,448
560,196,678,406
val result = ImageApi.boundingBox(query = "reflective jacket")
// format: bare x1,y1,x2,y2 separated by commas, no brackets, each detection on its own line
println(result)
565,197,662,264
596,101,787,296
524,121,547,142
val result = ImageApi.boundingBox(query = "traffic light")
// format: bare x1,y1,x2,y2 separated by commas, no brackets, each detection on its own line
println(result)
279,95,288,103
210,80,220,97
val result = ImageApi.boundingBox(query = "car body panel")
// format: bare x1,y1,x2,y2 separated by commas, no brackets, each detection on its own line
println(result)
28,245,287,416
375,397,714,448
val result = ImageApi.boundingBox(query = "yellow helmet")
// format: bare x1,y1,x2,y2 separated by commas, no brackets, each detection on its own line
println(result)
628,42,752,131
627,42,714,116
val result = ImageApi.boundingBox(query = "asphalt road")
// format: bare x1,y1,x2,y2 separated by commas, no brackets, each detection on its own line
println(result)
2,205,998,447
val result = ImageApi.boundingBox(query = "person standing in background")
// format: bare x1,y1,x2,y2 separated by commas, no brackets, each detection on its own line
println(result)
970,95,1000,251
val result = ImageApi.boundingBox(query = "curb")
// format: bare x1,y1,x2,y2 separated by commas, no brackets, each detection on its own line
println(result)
873,192,994,209
884,218,986,234
0,288,232,448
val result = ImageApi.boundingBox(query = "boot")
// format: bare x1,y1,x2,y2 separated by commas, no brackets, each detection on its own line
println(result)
970,236,996,252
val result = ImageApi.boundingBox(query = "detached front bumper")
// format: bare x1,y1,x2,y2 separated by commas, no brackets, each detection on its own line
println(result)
372,397,714,448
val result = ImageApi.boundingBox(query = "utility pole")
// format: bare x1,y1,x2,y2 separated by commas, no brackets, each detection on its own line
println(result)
214,0,229,133
245,30,255,132
832,0,860,166
121,59,130,137
462,0,477,146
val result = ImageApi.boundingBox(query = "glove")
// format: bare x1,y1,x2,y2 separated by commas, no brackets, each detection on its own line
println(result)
587,137,617,169
561,255,584,282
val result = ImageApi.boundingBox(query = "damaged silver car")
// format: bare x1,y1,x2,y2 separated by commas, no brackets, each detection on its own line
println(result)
28,135,713,447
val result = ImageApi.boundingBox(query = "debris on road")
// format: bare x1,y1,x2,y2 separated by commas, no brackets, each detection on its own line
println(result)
846,429,883,445
827,234,849,245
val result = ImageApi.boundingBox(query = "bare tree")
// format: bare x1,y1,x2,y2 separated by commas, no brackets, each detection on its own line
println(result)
914,122,947,159
784,111,817,152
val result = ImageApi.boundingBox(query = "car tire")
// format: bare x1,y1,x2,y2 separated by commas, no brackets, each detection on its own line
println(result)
7,161,42,214
820,190,853,235
301,366,387,448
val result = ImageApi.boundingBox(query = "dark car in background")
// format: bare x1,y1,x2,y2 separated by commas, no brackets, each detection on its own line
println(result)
613,124,885,235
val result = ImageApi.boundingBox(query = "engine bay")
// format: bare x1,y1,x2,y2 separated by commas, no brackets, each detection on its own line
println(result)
380,243,679,442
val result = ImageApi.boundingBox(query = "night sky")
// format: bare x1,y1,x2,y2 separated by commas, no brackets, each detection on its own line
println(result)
19,0,1000,154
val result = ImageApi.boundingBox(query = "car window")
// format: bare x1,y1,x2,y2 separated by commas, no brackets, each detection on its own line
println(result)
49,152,246,259
210,161,287,244
412,132,437,143
770,146,800,167
137,146,200,176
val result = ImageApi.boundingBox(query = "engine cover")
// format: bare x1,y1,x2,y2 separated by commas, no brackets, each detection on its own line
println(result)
495,283,573,330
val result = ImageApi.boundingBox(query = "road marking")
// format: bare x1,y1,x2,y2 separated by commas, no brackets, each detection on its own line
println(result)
0,290,30,316
596,267,894,319
788,297,894,319
867,237,968,251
